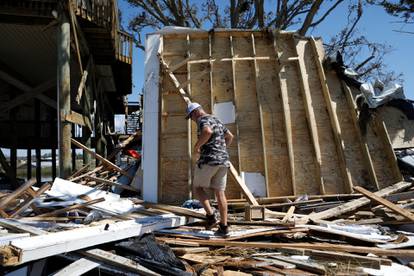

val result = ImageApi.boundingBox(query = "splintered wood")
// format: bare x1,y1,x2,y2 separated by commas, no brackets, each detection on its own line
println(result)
157,30,402,204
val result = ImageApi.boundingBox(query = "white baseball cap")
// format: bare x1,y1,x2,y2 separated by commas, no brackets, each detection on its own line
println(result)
185,102,201,119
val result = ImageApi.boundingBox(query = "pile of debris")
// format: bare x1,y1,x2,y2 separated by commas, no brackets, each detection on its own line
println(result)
0,172,413,274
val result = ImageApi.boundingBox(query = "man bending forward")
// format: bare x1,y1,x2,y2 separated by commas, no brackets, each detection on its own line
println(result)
185,102,234,236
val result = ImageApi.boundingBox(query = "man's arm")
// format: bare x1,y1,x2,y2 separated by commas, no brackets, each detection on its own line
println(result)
194,126,213,153
225,130,234,146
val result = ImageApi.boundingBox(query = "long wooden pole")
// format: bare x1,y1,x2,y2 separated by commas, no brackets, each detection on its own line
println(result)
58,5,72,178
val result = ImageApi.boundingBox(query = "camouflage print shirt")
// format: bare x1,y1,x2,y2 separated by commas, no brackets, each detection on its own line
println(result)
197,115,230,167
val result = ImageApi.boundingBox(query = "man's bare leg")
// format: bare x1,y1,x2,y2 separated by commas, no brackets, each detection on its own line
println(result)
195,187,214,215
215,190,228,225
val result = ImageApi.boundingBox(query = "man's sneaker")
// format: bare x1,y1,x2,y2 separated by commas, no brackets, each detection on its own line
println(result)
205,212,219,230
215,223,230,237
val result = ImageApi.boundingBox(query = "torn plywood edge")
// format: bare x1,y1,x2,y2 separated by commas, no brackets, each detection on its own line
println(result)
143,28,402,204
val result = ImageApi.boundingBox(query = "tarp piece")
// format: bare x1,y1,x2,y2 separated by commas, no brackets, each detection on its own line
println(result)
143,28,402,204
360,79,405,108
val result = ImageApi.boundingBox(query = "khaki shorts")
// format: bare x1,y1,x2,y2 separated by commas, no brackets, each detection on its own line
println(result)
193,164,228,191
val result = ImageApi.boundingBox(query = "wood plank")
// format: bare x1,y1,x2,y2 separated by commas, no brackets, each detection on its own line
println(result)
229,35,243,174
305,249,386,269
272,32,296,195
229,163,259,206
85,176,140,193
70,138,132,180
0,178,36,210
0,218,48,235
159,238,414,257
309,37,353,193
36,198,105,218
271,256,326,274
307,181,412,221
2,215,186,266
374,119,403,181
0,79,55,113
341,82,379,190
251,34,270,197
53,257,101,276
81,248,160,276
75,58,92,104
281,206,295,224
65,110,92,131
10,183,51,218
293,38,324,194
144,202,205,219
354,186,414,222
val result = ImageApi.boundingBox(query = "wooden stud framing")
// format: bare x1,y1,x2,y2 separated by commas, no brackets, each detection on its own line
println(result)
373,119,403,182
309,37,353,193
341,82,379,190
251,33,270,197
272,32,296,195
186,34,192,200
292,37,324,194
229,35,242,175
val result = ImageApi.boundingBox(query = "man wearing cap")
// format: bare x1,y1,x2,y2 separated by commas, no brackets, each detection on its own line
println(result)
186,102,234,236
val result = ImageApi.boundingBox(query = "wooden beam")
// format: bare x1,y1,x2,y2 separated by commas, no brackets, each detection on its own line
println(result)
0,218,48,236
70,138,132,180
81,249,161,276
85,176,140,193
10,183,51,218
160,58,191,105
160,238,414,257
373,119,403,182
354,186,414,222
75,58,92,104
36,197,105,218
293,38,324,194
251,33,270,197
27,149,32,180
58,8,72,178
307,181,412,221
0,79,55,113
272,32,296,195
341,82,379,190
229,35,243,175
309,37,353,193
1,215,185,266
0,178,36,210
65,110,92,131
53,257,101,276
229,163,259,206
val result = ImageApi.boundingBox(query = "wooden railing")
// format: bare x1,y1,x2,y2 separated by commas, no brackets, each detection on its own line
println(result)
73,0,113,28
72,0,133,64
116,30,133,64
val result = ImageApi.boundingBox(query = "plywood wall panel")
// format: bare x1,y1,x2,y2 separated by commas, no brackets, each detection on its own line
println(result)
154,30,401,204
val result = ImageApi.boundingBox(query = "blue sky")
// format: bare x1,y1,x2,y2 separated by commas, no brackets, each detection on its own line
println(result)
119,0,414,101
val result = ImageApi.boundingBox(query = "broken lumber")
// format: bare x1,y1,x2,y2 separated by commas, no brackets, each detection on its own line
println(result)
81,249,160,276
306,181,412,221
159,238,414,257
0,215,185,266
0,178,36,210
70,138,132,180
229,163,259,206
354,185,414,222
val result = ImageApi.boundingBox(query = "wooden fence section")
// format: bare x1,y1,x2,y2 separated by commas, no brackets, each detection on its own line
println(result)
158,30,402,204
